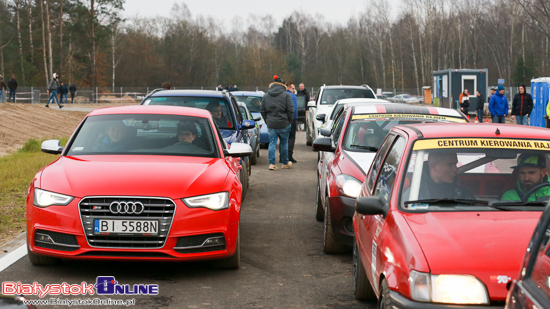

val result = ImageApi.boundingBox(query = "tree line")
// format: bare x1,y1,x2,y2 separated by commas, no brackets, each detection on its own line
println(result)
0,0,548,93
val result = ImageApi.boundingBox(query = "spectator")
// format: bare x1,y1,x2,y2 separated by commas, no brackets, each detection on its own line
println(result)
297,83,310,102
217,84,223,91
501,154,550,201
46,73,63,108
279,82,297,163
60,82,69,103
261,75,294,170
459,89,470,115
162,82,171,90
224,84,229,90
511,84,533,125
7,75,17,103
488,87,496,104
475,90,485,123
0,75,7,102
233,85,239,92
69,84,77,103
489,85,508,123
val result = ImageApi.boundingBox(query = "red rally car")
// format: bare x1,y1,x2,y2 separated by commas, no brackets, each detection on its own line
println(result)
26,105,253,268
313,103,467,253
353,123,550,307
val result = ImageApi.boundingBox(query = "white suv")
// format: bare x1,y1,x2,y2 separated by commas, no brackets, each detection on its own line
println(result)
305,85,376,145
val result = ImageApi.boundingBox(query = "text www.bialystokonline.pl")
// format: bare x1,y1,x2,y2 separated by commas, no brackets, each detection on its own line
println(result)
22,298,136,307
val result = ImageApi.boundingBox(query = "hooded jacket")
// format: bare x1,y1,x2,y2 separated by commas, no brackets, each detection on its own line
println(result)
511,92,533,116
488,93,509,117
260,82,294,129
7,78,17,90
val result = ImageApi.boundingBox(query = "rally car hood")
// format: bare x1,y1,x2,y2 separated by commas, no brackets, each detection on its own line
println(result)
39,155,229,199
404,211,542,300
343,151,376,175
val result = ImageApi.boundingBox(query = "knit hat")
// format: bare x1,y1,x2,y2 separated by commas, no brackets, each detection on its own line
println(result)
497,85,505,91
273,75,284,84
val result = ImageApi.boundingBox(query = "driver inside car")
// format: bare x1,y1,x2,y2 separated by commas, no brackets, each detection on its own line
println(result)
356,123,382,148
501,154,550,202
411,152,475,200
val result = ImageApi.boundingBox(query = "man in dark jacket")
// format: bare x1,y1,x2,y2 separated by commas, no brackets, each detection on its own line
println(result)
60,83,69,103
489,85,508,123
261,75,294,170
511,84,533,125
7,75,17,103
46,73,63,108
69,84,77,103
475,90,485,123
0,75,7,102
279,82,298,163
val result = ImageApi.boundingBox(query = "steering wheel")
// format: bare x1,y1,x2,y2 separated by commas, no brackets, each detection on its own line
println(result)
521,182,550,203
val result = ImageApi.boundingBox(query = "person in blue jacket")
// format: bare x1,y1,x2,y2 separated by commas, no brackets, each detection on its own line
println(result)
489,85,508,123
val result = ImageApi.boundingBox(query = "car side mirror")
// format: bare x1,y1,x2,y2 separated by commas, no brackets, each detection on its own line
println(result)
316,114,326,123
356,196,387,216
41,140,64,155
239,120,256,130
312,137,335,152
224,142,253,157
320,128,331,137
252,116,261,122
307,101,316,108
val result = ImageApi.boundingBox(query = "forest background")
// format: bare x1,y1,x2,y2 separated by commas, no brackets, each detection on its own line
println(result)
0,0,549,94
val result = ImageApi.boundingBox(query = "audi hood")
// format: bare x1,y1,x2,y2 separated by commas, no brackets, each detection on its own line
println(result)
38,155,230,199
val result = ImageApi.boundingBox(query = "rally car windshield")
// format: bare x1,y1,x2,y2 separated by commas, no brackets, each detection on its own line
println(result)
398,138,550,212
66,114,219,158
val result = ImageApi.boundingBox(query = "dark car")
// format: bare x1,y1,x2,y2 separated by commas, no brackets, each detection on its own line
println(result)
141,89,255,200
505,201,550,309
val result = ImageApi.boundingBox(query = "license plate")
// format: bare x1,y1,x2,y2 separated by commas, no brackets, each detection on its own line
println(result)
94,219,159,235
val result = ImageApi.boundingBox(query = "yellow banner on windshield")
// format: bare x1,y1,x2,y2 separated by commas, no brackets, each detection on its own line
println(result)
413,138,550,150
351,113,466,123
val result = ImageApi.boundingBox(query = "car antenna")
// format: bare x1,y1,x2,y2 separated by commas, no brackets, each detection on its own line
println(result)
495,128,500,135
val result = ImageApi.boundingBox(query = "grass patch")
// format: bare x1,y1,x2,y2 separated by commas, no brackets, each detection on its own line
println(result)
0,138,68,246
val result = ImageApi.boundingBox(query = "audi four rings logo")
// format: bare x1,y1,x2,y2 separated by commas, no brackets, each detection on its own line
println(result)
109,201,145,215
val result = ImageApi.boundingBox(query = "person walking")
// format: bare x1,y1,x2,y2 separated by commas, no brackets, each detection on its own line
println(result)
0,75,7,102
261,75,294,170
7,75,17,103
489,85,508,123
475,90,485,123
46,73,63,108
279,82,298,163
69,83,77,103
511,84,533,126
458,89,470,115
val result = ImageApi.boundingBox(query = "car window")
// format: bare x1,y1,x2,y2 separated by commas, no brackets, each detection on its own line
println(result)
143,96,234,129
330,103,344,120
239,106,250,120
320,88,375,105
373,137,406,204
233,95,262,113
400,138,550,211
332,111,347,144
66,114,219,158
231,97,243,124
366,134,396,193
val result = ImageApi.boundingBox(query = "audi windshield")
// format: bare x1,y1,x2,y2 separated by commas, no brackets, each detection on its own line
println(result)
66,114,219,157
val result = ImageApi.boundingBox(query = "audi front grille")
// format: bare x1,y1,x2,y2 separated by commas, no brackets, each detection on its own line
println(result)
79,196,176,249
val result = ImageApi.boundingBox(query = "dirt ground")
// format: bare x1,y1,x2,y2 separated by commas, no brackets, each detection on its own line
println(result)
0,102,136,157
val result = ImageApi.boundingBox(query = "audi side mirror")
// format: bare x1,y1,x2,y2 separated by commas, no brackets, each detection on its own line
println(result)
356,196,387,216
224,142,253,157
307,101,316,108
41,140,64,155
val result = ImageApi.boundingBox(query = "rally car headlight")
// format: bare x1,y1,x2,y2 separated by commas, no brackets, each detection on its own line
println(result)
336,175,362,198
33,189,74,207
409,271,489,305
183,192,229,211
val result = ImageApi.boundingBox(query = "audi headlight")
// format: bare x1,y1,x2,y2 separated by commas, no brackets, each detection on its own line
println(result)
336,175,362,198
33,189,74,207
183,192,229,211
409,271,489,305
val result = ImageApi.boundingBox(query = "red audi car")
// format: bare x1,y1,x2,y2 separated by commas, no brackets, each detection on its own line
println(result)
354,123,550,307
313,103,467,253
26,105,252,269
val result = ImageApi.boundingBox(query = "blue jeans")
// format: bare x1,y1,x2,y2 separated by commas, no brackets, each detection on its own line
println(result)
492,115,506,123
47,90,60,106
8,89,16,102
476,109,483,123
268,125,291,165
61,94,68,103
0,90,3,102
515,115,529,125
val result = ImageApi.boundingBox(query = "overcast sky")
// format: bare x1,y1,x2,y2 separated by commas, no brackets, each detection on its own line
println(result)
122,0,402,27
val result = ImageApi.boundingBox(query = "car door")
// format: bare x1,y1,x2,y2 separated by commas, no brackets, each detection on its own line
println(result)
320,110,347,205
357,135,406,292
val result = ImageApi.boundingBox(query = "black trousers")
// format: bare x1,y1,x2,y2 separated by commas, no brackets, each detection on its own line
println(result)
280,120,297,159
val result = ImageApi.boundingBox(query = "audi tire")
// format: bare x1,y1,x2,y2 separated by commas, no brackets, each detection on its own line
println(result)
27,242,60,266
